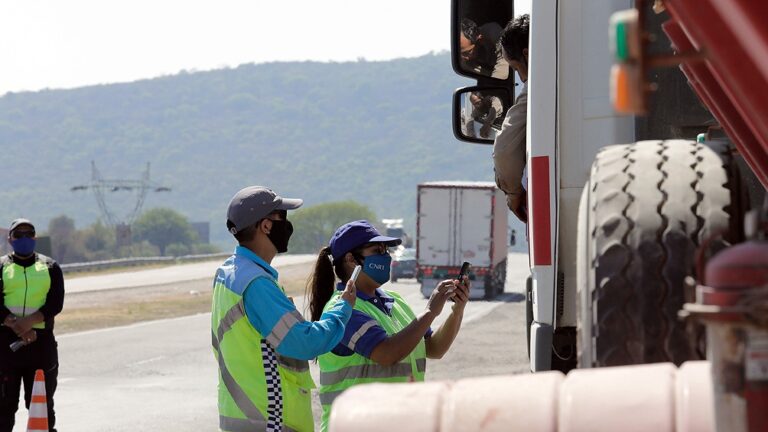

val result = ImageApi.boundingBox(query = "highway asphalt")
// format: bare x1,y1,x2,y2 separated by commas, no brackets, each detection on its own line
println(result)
66,254,317,294
12,253,530,431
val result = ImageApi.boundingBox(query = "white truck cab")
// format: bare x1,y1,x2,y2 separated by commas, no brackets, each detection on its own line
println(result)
455,0,634,371
525,0,635,372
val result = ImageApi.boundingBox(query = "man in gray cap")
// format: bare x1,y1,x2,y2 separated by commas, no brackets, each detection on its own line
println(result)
1,218,64,432
211,186,356,431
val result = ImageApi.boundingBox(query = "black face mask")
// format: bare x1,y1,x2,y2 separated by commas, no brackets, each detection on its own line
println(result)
267,219,293,253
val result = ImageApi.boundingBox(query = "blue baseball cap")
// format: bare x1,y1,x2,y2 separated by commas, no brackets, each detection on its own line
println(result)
329,220,402,263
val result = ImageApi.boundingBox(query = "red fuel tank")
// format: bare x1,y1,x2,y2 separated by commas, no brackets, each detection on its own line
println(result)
698,239,768,432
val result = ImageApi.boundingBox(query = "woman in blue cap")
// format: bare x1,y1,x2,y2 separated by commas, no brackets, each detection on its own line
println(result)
306,220,469,432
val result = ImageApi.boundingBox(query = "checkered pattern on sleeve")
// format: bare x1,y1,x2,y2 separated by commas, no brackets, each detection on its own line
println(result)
261,339,283,432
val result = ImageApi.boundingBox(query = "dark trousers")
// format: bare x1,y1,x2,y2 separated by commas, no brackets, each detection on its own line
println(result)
0,331,58,432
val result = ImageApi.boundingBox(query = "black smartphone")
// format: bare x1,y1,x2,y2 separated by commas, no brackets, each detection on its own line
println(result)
450,262,471,302
457,262,471,282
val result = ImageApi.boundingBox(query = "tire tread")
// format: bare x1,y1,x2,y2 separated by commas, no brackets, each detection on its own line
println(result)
587,140,736,366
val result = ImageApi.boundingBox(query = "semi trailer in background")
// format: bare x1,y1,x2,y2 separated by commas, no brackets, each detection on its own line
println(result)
416,181,508,299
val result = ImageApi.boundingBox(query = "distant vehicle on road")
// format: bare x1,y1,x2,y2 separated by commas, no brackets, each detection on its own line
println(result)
381,218,413,247
416,181,508,299
390,247,416,282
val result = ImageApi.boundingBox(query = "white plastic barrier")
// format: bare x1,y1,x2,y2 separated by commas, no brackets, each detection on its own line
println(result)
559,363,677,431
441,373,563,432
329,362,714,432
329,382,451,432
676,362,716,432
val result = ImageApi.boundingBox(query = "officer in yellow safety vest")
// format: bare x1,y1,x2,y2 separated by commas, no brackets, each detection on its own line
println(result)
212,186,356,432
306,220,470,432
0,218,64,432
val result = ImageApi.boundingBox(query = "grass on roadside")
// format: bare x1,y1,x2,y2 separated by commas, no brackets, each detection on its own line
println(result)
55,292,212,334
57,270,311,334
63,262,174,279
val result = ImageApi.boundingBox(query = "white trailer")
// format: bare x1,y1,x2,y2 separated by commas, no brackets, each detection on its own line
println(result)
416,181,508,299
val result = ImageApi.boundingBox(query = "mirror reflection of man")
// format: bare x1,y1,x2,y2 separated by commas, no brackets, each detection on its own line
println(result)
466,92,503,139
493,14,530,223
460,19,507,79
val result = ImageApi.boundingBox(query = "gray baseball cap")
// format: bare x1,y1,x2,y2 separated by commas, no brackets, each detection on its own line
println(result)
9,218,35,234
226,186,302,234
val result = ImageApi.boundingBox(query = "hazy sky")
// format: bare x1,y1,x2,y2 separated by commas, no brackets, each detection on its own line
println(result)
1,1,531,95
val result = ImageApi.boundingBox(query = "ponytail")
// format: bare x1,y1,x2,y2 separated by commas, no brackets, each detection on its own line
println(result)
307,246,339,322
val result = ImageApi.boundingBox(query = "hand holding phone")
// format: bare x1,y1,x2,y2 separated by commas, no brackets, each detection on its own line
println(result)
9,339,25,352
457,262,471,285
449,262,471,302
341,266,361,308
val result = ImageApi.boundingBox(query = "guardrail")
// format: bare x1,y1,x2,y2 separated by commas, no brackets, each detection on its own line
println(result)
61,252,231,274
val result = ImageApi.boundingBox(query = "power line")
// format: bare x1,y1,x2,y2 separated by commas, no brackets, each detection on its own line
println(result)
71,161,171,227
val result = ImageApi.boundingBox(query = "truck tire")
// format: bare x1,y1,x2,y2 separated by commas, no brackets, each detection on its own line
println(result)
483,274,495,300
578,140,742,367
526,275,533,360
491,259,507,296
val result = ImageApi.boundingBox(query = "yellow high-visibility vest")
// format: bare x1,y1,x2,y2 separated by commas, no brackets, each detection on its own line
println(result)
1,254,53,330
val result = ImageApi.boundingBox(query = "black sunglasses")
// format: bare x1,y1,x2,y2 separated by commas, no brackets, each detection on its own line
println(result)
11,230,35,239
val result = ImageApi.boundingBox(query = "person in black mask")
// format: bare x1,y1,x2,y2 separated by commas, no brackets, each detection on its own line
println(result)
1,218,64,432
212,186,356,431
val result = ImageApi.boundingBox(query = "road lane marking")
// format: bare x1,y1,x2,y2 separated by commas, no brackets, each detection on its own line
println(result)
128,356,165,367
58,312,210,338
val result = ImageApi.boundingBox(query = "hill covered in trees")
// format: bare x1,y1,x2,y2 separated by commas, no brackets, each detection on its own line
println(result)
0,53,496,247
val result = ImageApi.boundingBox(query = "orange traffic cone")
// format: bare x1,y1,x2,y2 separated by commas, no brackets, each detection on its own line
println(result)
26,369,48,432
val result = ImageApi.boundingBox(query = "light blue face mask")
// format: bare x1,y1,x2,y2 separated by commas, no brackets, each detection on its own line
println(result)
360,253,392,285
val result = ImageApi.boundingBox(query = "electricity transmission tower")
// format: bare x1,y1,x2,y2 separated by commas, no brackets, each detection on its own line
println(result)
72,161,171,246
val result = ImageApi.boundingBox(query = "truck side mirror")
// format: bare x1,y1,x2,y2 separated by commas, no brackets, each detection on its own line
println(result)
453,86,512,144
452,0,514,81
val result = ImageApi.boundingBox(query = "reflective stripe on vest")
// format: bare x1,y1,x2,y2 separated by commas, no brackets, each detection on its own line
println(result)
346,320,377,351
1,255,51,330
267,309,304,348
211,301,267,424
319,358,426,386
316,358,426,406
318,389,344,407
277,354,310,373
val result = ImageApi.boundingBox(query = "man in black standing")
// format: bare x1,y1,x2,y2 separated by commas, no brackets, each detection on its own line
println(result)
0,219,64,432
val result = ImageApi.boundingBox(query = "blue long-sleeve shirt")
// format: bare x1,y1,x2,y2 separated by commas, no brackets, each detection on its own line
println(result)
238,247,352,360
